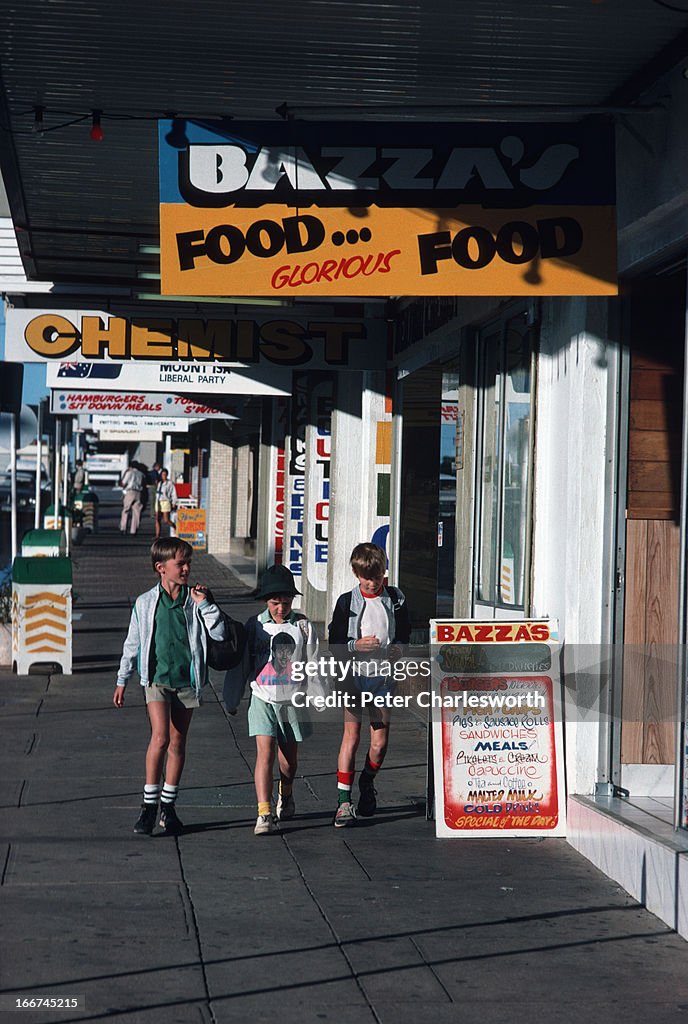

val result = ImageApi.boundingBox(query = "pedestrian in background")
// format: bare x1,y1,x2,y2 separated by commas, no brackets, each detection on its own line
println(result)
113,537,227,836
119,462,145,535
155,468,177,538
71,459,86,494
328,542,411,827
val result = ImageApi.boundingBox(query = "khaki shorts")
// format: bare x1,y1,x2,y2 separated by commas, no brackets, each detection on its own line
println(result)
145,684,199,709
156,498,173,514
248,694,312,742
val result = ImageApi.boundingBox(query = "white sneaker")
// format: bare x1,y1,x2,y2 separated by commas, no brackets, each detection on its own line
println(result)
333,801,357,828
254,813,279,835
276,792,295,820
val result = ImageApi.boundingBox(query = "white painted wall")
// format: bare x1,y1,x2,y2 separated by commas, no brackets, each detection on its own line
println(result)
531,297,616,796
328,371,391,613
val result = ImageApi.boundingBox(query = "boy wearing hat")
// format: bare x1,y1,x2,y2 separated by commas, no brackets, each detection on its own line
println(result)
246,565,319,835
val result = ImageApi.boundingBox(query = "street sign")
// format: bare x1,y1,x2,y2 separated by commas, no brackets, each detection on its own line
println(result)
45,361,290,396
50,389,240,418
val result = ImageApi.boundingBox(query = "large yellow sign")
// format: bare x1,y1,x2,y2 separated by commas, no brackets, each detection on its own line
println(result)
160,203,616,298
158,120,617,298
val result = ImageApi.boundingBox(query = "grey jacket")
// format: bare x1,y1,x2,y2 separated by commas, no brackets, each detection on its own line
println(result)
328,584,411,651
116,583,226,697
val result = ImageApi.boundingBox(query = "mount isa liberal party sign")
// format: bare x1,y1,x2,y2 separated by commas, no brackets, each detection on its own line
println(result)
159,119,617,298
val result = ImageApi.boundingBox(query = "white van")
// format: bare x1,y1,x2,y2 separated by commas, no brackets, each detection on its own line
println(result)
84,451,129,484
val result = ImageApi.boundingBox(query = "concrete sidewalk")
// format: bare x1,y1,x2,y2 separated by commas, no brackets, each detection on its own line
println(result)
2,501,688,1023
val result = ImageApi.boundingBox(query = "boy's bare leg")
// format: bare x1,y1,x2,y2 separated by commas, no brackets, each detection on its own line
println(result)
367,717,391,767
337,712,362,773
254,734,277,803
277,738,298,785
165,703,194,787
144,701,171,785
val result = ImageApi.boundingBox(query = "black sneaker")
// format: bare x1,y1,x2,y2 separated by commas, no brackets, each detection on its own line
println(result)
357,779,377,818
159,803,184,835
133,803,158,835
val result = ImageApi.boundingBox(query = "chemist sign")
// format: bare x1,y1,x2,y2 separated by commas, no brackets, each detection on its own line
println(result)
6,308,386,370
159,119,616,297
430,618,565,839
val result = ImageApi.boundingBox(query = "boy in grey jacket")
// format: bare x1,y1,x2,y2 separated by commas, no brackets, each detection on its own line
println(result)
113,537,226,836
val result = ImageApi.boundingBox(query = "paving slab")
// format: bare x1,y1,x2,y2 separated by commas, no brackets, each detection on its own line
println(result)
2,510,688,1023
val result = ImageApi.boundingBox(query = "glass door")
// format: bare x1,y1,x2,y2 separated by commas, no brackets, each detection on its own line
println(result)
473,308,535,619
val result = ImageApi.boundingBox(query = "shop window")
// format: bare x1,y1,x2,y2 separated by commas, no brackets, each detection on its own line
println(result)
474,310,534,614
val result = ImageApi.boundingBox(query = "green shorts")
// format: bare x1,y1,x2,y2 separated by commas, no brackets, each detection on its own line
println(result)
145,684,199,709
248,694,312,742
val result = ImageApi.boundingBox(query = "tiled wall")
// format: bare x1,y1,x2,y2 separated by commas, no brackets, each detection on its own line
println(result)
568,795,688,939
207,430,233,554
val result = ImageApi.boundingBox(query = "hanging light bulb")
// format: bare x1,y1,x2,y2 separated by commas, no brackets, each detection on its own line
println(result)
89,110,104,142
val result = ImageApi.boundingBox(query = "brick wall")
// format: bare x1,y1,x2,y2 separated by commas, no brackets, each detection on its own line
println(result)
207,427,233,554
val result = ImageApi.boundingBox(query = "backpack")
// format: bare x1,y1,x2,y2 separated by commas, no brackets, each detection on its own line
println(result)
205,611,247,671
341,586,404,619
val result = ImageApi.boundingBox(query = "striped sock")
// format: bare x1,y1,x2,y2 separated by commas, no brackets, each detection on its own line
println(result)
337,770,354,806
143,783,161,805
360,755,383,788
161,783,179,805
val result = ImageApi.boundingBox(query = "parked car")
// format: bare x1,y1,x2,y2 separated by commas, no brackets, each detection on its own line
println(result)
0,470,52,515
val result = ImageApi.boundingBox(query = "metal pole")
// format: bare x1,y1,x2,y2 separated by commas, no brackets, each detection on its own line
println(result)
34,403,42,530
53,418,61,515
62,442,70,557
10,412,17,564
62,442,68,508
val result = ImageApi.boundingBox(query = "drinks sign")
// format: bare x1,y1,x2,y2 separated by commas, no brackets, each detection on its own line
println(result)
175,508,207,551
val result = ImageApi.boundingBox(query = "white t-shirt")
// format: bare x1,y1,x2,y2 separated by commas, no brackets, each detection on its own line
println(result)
360,595,389,646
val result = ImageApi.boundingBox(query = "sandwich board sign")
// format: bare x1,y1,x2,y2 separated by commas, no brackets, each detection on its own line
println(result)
429,618,565,838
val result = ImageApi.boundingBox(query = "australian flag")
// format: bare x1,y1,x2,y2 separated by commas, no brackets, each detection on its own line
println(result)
57,362,122,379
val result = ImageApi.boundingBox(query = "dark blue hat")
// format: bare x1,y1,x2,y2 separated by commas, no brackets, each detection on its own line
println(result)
257,564,301,599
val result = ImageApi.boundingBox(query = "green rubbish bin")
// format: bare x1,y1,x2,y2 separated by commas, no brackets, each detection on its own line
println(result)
43,503,71,532
72,489,98,533
11,556,72,675
21,528,67,558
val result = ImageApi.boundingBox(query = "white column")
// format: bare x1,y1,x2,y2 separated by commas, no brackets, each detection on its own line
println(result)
34,403,42,530
327,370,394,608
10,413,17,562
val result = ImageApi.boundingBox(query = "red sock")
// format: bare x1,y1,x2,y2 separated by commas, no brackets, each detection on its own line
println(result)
337,770,354,805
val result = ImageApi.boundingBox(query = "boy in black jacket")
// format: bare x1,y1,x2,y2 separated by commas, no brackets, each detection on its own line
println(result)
328,542,410,827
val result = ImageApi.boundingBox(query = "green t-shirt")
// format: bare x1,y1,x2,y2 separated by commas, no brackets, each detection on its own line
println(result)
152,585,192,688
